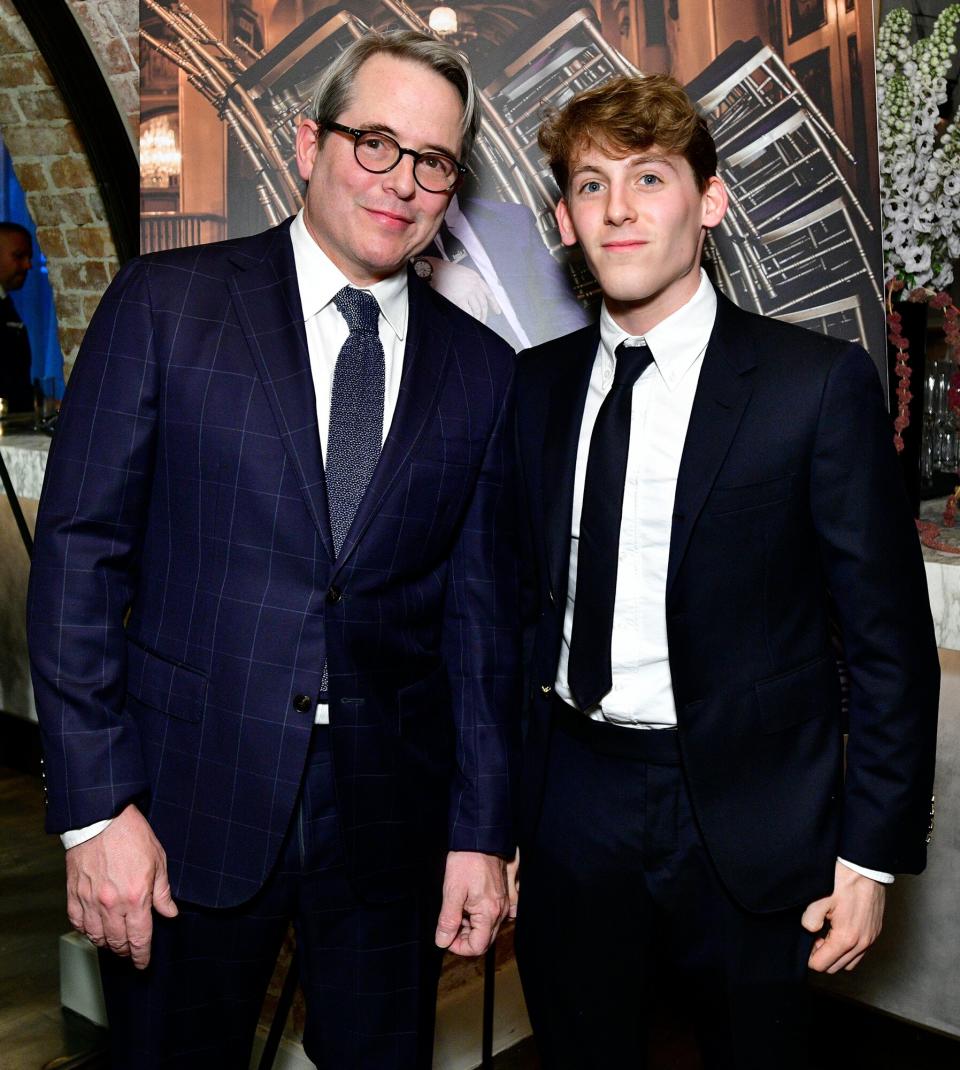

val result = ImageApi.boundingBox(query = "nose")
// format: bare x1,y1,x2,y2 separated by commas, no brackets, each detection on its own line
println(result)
604,180,636,227
383,152,417,200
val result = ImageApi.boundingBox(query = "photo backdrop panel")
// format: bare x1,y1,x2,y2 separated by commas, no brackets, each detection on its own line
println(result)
139,0,885,367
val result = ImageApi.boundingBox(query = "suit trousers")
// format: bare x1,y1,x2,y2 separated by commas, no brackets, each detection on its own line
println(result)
515,699,814,1070
99,726,444,1069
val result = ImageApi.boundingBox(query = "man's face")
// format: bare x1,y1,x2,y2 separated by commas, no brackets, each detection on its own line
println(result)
295,53,464,286
0,231,32,291
555,143,726,329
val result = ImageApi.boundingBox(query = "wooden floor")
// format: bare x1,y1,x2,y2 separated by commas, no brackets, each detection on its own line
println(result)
2,761,959,1070
0,766,106,1070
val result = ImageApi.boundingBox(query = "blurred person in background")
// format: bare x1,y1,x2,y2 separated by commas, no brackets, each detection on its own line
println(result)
0,221,33,413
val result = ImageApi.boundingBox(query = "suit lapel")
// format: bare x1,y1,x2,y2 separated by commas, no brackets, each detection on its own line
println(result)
330,271,453,578
229,221,335,560
667,296,757,597
541,326,599,602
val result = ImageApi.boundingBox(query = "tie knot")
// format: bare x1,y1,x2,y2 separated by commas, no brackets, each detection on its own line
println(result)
613,341,654,387
334,286,380,334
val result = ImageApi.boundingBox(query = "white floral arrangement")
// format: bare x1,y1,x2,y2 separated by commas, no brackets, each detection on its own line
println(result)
877,4,960,289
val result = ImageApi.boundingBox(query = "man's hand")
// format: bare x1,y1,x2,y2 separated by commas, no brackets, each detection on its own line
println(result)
802,860,886,974
65,803,177,969
434,850,508,956
424,259,502,322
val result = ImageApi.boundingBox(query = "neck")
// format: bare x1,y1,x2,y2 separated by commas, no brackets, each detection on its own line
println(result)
605,266,701,337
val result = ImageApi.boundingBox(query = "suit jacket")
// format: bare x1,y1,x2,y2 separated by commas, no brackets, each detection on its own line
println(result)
515,293,939,914
1,294,33,412
28,219,521,909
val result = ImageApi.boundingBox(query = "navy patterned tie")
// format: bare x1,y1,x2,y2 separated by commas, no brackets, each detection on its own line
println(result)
326,286,385,556
567,341,654,711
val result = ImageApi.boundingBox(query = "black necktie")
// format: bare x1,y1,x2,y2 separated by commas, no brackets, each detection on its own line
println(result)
567,341,654,710
437,220,469,264
326,286,385,556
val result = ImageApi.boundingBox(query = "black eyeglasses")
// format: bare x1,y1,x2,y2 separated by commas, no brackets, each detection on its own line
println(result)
324,122,465,193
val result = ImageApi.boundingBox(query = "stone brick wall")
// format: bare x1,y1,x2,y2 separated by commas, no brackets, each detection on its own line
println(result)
69,1,138,141
0,0,136,374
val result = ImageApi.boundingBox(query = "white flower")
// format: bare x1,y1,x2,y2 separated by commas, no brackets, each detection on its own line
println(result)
903,245,932,274
879,4,960,288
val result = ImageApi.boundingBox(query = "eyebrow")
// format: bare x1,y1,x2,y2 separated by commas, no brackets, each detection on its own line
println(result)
355,121,459,159
570,154,679,179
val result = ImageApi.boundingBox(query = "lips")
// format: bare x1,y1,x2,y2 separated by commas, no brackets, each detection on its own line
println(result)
601,239,648,250
364,206,415,228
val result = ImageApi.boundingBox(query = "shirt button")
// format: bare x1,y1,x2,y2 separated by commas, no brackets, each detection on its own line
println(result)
326,586,342,605
293,693,313,714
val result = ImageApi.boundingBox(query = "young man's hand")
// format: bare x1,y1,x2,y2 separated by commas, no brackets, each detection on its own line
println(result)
802,860,885,974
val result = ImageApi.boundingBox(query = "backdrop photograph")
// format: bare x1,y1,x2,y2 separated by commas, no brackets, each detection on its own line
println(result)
139,0,886,366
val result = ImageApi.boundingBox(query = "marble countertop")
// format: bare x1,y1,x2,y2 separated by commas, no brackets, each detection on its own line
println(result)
0,419,51,502
920,499,960,652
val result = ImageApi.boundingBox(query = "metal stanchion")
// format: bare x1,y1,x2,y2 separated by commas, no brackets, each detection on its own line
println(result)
482,938,497,1068
0,445,34,560
258,948,300,1070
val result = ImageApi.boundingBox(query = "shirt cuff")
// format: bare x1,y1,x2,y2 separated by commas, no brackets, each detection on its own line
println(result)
61,819,113,850
837,856,895,885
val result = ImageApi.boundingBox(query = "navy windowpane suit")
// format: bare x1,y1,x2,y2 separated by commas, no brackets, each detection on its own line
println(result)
27,219,521,1065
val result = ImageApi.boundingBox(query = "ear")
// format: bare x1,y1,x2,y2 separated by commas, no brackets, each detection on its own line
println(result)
296,118,320,183
700,175,728,231
555,197,578,248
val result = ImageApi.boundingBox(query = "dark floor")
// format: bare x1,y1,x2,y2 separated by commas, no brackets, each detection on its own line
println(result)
2,762,959,1070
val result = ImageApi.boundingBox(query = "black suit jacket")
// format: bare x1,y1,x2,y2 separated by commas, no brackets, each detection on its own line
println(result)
1,294,33,412
515,294,939,914
29,220,522,908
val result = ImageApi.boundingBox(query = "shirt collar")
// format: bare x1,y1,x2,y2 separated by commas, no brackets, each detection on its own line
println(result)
289,209,408,341
598,269,718,389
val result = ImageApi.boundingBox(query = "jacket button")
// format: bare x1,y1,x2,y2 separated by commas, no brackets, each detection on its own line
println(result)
540,684,552,694
293,693,313,714
326,585,342,605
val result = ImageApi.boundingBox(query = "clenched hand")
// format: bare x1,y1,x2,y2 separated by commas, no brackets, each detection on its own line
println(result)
802,860,886,974
434,850,508,956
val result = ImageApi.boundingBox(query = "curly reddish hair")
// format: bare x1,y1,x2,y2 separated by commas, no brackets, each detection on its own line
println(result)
538,74,717,195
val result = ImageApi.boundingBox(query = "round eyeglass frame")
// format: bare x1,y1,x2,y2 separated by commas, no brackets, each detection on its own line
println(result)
323,121,466,193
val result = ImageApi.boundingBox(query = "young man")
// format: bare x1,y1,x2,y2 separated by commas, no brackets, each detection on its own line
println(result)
28,31,520,1069
512,74,938,1068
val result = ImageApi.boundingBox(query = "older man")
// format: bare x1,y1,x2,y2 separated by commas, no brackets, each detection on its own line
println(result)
29,31,520,1069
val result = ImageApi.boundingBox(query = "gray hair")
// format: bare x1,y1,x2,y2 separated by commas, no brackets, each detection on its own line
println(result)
309,30,481,162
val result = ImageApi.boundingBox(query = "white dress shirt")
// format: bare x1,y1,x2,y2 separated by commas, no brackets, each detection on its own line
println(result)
62,211,410,848
553,270,891,885
555,270,715,727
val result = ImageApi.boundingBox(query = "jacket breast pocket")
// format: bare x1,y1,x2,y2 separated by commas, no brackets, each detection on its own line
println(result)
708,474,794,516
755,655,840,734
125,638,208,723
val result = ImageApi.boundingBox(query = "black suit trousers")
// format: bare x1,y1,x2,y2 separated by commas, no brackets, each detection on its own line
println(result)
515,702,814,1070
99,726,444,1069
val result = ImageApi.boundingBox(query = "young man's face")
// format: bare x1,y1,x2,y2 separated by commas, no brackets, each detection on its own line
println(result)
556,142,726,331
295,53,463,287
